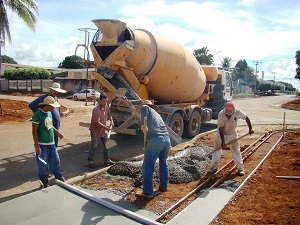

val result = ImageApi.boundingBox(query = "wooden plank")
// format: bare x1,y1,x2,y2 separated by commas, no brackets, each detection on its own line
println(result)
276,176,300,180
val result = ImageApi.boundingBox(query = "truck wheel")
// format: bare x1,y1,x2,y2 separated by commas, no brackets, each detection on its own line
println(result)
184,110,201,138
73,95,78,101
169,113,184,138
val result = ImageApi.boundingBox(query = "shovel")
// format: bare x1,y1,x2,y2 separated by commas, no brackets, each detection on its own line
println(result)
204,132,251,157
143,117,147,149
107,124,113,140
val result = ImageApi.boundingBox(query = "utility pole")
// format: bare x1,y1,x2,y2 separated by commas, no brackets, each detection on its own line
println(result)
272,72,277,92
253,61,261,94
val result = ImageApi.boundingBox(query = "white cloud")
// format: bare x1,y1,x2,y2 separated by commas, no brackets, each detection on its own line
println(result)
2,0,299,85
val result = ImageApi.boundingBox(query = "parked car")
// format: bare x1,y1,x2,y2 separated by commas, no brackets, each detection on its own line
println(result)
73,89,100,101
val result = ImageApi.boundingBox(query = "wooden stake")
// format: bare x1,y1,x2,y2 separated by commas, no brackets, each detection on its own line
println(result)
283,112,286,139
276,176,300,180
143,117,147,149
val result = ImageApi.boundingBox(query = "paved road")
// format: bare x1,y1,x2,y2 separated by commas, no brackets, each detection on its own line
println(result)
0,94,299,203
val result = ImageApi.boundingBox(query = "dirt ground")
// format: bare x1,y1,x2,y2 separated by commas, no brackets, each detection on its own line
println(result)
1,94,300,224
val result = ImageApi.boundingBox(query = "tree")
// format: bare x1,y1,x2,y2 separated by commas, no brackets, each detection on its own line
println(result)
219,56,233,70
193,47,214,65
232,59,250,81
295,50,300,80
0,0,39,44
4,67,51,80
1,55,17,64
58,55,86,69
0,0,39,78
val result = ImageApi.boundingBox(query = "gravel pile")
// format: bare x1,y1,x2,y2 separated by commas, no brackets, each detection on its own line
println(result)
107,146,213,187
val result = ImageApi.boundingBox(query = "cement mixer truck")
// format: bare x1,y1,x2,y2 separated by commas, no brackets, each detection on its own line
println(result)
88,19,232,138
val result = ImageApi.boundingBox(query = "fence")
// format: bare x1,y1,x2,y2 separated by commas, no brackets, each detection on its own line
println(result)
0,79,53,92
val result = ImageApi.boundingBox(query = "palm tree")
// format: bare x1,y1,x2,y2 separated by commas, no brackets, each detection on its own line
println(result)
0,0,39,44
220,56,233,70
0,0,38,75
193,47,214,65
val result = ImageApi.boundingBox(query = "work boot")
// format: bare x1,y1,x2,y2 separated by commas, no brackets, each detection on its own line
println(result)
208,168,218,174
135,192,153,199
104,159,115,166
57,177,66,182
238,170,245,176
159,186,168,192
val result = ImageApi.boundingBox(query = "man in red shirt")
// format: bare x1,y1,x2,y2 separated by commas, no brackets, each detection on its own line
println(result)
87,93,114,167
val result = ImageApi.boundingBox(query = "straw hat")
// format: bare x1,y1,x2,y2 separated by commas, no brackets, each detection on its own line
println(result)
141,100,153,105
38,96,61,107
47,82,67,93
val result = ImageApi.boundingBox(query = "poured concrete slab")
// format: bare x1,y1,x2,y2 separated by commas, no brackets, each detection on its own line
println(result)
167,188,233,225
0,185,158,225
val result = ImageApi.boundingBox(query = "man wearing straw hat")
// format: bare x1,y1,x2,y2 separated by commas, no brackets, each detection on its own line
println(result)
29,82,67,148
32,96,65,188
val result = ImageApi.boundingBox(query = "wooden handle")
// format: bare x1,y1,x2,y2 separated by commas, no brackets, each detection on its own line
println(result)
107,124,113,140
143,117,147,149
204,132,251,157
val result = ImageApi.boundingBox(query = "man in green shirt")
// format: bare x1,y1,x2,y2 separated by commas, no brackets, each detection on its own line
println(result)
32,96,65,188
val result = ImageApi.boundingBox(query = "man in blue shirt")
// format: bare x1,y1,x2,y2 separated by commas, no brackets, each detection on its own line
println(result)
136,100,171,199
29,82,66,147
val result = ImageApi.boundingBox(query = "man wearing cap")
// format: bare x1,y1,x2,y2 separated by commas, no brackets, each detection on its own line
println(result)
208,102,253,176
29,82,67,147
136,100,171,198
32,96,65,188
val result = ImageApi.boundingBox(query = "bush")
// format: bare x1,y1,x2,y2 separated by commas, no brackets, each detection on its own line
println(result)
3,67,51,80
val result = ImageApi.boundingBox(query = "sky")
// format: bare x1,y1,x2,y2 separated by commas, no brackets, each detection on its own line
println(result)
3,0,300,89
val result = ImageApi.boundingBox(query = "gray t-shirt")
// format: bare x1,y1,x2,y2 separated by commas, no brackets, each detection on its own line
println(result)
141,105,169,141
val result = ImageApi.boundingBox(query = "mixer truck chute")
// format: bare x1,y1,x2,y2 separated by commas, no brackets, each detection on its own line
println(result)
88,19,232,139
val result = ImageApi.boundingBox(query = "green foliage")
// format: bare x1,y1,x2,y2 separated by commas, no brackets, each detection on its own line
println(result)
1,55,17,64
193,47,214,65
58,55,85,69
257,83,281,92
257,83,273,91
4,67,51,80
219,56,233,70
0,0,39,44
232,60,256,85
295,50,300,80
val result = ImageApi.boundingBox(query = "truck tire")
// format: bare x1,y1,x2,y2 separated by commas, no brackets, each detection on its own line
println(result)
169,113,184,138
184,110,201,138
73,95,78,101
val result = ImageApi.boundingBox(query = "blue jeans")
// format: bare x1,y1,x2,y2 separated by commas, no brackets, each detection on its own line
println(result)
88,132,109,162
142,135,171,195
36,144,63,185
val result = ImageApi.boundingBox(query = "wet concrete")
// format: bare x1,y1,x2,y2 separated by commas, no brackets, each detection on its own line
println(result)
104,146,213,188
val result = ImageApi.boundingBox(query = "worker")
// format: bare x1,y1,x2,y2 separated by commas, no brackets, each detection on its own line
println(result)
136,100,171,199
29,82,67,148
87,93,115,168
32,96,65,188
208,102,253,176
